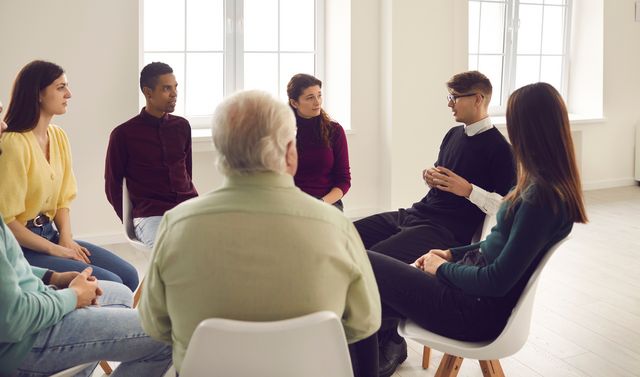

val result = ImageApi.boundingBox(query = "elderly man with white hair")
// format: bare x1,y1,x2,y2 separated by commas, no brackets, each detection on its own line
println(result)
139,90,381,376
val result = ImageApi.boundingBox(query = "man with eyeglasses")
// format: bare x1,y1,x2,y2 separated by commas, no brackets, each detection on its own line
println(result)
354,71,516,377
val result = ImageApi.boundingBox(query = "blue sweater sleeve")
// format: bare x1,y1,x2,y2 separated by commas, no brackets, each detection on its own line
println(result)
436,200,566,297
0,224,76,343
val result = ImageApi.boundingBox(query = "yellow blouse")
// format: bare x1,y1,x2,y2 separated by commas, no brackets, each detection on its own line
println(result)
0,125,77,225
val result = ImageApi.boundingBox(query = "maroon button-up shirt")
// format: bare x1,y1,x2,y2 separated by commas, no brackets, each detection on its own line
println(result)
105,108,198,220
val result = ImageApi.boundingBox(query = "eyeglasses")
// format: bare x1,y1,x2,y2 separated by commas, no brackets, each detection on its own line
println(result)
447,93,481,103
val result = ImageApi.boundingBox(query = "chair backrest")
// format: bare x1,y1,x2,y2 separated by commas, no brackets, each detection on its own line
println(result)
122,178,149,250
180,311,354,377
483,236,569,358
471,213,497,243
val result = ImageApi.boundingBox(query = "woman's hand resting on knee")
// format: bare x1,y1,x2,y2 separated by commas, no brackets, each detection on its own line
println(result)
413,249,452,275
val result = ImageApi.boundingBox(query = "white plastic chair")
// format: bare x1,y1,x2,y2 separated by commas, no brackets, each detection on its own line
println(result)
471,213,497,243
180,311,354,377
49,362,95,377
122,178,151,251
122,178,150,309
399,237,569,377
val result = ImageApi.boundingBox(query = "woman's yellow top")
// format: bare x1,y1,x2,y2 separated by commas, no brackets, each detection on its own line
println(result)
0,125,77,224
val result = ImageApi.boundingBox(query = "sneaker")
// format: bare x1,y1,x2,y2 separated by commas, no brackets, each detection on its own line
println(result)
378,337,408,377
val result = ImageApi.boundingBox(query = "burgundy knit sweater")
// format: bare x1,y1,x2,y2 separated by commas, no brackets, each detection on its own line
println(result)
293,114,351,198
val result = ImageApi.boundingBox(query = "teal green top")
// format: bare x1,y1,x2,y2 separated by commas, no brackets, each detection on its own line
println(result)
0,217,77,374
437,187,573,297
139,172,381,372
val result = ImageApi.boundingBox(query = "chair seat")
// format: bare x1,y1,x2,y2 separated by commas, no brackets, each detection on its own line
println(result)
399,321,501,360
399,237,570,368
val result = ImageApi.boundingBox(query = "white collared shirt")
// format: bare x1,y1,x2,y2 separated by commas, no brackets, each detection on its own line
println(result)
464,117,505,215
463,116,493,136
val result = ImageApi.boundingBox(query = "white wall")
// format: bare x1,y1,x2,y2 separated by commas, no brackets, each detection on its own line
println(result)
577,0,640,190
380,0,468,210
568,0,604,118
0,0,140,241
1,0,638,241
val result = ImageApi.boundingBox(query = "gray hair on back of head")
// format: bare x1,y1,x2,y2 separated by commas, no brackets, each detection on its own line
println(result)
212,90,296,176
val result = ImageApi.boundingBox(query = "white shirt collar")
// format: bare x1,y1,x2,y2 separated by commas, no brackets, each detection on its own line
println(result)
464,117,493,136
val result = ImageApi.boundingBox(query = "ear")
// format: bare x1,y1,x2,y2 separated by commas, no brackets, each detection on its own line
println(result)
289,99,298,109
142,87,153,99
285,140,298,176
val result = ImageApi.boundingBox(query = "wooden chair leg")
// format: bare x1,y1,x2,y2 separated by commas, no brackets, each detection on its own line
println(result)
133,279,144,308
422,346,431,369
434,354,463,377
100,360,113,375
479,359,505,377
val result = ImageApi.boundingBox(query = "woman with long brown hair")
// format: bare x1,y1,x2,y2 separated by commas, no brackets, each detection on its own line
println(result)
0,60,139,291
286,73,351,210
366,82,588,377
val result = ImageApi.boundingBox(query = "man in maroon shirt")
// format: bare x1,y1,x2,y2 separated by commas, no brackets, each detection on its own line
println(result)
105,62,198,247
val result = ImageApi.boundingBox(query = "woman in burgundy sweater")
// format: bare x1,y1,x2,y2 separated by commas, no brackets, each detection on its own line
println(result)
286,74,351,210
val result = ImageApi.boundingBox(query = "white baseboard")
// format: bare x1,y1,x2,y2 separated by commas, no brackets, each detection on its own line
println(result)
582,178,638,191
80,206,383,246
344,206,381,221
77,232,127,246
77,180,639,245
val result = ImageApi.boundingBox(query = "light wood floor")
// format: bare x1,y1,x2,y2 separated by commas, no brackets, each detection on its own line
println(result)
99,185,640,377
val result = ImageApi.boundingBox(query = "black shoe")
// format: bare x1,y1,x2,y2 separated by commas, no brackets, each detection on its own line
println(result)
378,337,407,377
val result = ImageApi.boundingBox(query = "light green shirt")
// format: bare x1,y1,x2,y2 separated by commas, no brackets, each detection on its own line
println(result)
139,172,381,372
0,217,76,375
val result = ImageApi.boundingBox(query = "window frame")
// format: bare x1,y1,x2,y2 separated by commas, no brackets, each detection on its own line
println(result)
140,0,325,129
468,0,573,114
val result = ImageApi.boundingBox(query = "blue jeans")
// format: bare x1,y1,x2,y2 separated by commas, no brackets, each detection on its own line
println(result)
23,222,139,291
133,216,163,248
16,281,172,377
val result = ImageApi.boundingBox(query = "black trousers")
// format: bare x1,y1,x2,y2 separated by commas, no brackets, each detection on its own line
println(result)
354,210,463,264
349,333,378,377
367,250,510,342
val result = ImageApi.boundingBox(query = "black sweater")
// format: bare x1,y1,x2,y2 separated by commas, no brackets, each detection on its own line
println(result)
407,126,515,243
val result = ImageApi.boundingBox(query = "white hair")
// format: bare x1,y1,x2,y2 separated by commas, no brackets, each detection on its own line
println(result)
212,90,296,176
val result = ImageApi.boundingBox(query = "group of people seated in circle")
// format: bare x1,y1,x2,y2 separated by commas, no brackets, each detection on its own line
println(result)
0,60,588,377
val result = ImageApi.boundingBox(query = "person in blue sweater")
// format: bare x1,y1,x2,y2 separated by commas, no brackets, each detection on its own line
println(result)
368,82,589,377
0,101,172,377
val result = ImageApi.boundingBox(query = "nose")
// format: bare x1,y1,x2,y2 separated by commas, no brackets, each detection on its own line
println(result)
65,88,72,98
0,120,7,132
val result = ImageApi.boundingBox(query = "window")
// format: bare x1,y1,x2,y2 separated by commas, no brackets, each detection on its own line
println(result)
468,0,572,112
142,0,323,128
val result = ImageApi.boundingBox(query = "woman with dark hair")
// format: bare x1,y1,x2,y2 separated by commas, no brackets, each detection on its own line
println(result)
286,73,351,210
0,60,139,291
368,82,588,377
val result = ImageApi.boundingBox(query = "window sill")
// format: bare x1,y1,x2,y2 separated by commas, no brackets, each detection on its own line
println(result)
192,126,356,152
192,129,214,152
492,114,606,129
